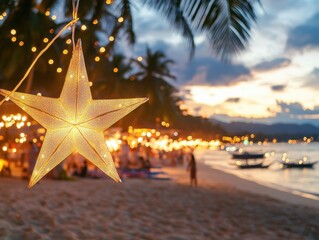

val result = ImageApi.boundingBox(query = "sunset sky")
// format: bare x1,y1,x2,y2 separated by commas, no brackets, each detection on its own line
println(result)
131,0,319,126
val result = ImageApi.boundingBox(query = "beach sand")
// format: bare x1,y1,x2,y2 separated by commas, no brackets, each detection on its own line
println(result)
0,164,318,240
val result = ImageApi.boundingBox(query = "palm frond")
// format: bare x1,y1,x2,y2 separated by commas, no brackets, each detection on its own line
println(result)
141,0,195,57
117,0,135,45
182,0,259,59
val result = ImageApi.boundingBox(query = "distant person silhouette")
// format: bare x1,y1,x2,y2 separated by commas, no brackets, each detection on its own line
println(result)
187,153,197,186
80,160,88,177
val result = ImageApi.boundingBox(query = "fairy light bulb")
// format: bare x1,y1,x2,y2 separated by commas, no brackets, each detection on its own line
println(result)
109,36,114,41
113,68,118,73
10,29,16,35
31,47,37,52
19,41,24,46
43,38,49,43
57,68,62,73
95,56,100,62
11,37,17,42
48,59,54,64
99,47,106,53
45,10,50,16
118,17,124,23
81,25,87,31
93,19,98,25
63,49,68,54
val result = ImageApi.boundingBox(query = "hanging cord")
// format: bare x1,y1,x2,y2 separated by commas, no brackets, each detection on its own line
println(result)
72,0,80,50
0,1,80,107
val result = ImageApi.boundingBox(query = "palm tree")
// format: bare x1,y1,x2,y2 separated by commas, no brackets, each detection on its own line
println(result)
131,47,177,125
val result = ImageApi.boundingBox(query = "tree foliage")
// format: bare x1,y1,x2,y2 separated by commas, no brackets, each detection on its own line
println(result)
0,0,258,136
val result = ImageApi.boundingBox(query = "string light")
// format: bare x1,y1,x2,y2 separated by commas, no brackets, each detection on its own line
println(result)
99,47,106,53
63,49,68,54
106,0,112,4
19,41,24,46
0,16,3,20
43,38,49,43
109,36,114,41
95,56,100,62
81,25,87,31
45,10,50,16
93,19,98,25
89,81,93,87
137,56,143,62
51,15,57,20
0,11,79,110
66,39,72,45
118,17,124,23
2,12,7,17
57,68,62,73
11,37,17,42
49,29,54,34
48,59,54,64
31,47,37,52
10,29,16,35
113,67,118,73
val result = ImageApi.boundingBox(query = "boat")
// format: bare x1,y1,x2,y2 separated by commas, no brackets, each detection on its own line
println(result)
280,156,317,169
280,160,317,169
231,151,265,160
234,160,271,169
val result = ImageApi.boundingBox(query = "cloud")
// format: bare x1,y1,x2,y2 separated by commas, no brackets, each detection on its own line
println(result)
271,84,286,92
303,68,319,89
253,58,291,71
213,101,319,126
225,98,241,103
181,57,251,86
276,101,319,115
287,12,319,50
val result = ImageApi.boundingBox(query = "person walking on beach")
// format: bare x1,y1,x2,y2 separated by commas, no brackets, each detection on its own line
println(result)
187,153,197,186
80,160,88,177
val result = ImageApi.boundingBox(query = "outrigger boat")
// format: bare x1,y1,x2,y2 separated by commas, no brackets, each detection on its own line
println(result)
234,160,271,169
280,159,317,169
231,151,265,160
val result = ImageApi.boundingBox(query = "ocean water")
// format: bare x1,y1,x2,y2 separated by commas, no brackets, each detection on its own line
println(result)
197,142,319,200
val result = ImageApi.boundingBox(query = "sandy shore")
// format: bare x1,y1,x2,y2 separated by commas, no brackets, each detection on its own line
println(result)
167,161,319,208
0,165,318,240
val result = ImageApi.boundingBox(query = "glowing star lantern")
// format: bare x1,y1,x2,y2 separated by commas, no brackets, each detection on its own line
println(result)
0,40,147,187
